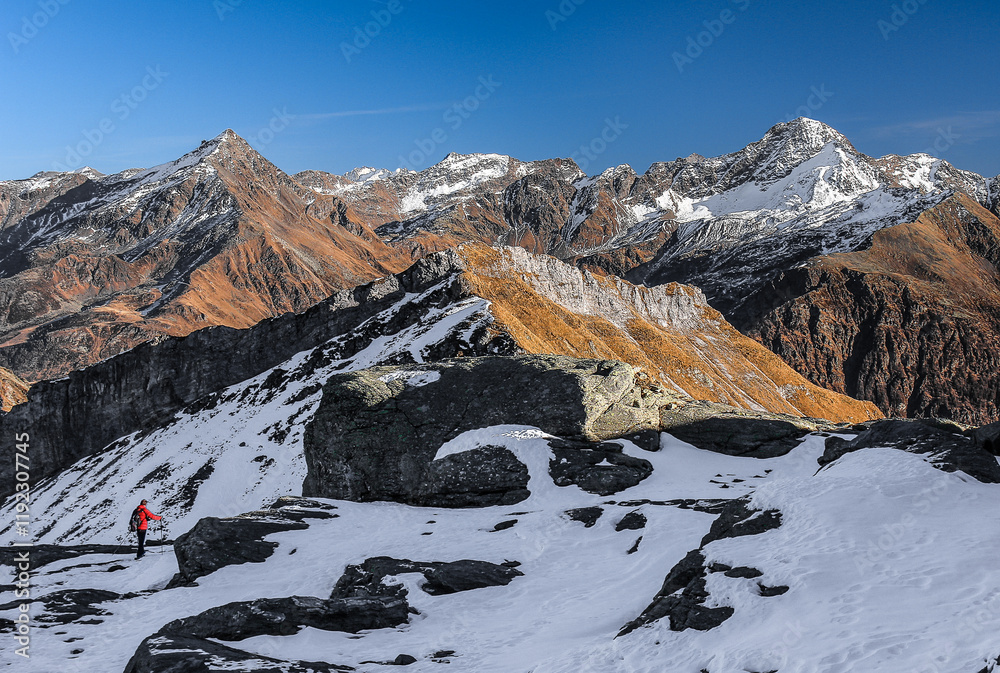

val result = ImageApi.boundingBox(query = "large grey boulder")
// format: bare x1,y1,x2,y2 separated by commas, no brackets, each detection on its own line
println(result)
302,355,674,506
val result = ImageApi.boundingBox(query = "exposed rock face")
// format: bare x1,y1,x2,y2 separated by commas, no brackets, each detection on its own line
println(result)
302,356,670,506
0,588,126,626
821,419,1000,483
565,507,604,528
548,438,654,496
302,354,858,508
0,367,27,411
658,400,832,458
456,245,880,422
124,634,353,673
742,194,1000,424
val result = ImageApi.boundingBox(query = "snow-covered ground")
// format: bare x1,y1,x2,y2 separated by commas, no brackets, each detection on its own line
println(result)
0,280,494,545
3,429,1000,672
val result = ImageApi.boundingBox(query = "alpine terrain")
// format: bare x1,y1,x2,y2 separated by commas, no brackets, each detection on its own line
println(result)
0,119,998,673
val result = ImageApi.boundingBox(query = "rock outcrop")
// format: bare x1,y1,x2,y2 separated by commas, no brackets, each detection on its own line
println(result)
302,356,670,506
821,419,1000,484
332,556,523,598
302,355,856,507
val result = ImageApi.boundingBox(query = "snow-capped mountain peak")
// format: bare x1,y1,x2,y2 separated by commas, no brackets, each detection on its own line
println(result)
344,166,393,183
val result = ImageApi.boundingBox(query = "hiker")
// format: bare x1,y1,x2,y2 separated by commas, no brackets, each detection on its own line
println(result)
132,499,162,559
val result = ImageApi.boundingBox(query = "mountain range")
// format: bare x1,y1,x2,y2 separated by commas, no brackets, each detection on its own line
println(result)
2,119,1000,673
1,118,997,423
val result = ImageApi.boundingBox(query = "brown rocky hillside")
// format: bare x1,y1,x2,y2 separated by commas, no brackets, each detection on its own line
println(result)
740,193,1000,425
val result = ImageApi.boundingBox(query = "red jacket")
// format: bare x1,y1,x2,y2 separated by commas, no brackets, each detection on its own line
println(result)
136,505,161,531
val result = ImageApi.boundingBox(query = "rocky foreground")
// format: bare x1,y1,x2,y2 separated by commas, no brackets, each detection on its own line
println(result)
1,354,998,672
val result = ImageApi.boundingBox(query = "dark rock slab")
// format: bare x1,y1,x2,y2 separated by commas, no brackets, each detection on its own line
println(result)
549,438,653,496
332,557,523,599
164,595,408,641
618,550,733,636
565,507,603,527
758,583,789,597
664,415,814,458
0,588,124,626
0,545,133,569
821,419,1000,483
615,498,729,514
971,421,1000,456
701,498,782,546
416,446,530,507
170,504,335,586
423,561,522,595
615,511,647,532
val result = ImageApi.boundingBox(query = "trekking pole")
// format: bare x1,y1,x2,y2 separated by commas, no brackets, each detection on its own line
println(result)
110,532,128,556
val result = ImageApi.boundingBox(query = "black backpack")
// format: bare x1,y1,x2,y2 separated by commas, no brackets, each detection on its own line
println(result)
128,507,142,533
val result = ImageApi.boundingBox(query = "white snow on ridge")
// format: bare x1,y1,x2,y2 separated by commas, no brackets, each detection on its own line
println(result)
0,281,494,546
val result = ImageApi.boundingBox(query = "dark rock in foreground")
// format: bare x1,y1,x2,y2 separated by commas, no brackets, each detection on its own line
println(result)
124,633,353,673
619,498,782,636
170,500,335,586
548,438,653,495
332,556,523,599
565,507,604,527
124,594,405,673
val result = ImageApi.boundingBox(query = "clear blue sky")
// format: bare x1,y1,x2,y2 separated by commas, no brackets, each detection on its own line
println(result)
1,0,998,180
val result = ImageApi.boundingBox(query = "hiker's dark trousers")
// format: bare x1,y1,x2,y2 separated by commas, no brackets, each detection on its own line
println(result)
137,529,146,558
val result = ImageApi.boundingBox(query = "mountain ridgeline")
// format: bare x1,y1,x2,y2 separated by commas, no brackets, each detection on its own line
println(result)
0,118,998,422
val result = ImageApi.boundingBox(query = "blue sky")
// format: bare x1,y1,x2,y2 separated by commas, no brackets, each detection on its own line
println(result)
1,0,998,180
